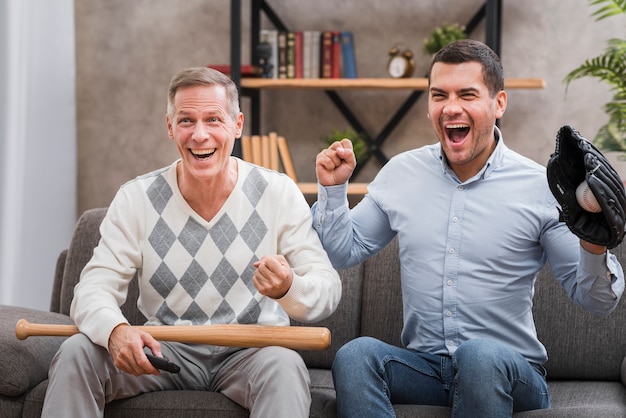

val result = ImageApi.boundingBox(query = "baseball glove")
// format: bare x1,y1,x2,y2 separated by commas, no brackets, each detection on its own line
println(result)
547,125,626,249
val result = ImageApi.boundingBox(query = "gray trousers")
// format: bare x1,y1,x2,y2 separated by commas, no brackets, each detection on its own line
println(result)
41,333,311,418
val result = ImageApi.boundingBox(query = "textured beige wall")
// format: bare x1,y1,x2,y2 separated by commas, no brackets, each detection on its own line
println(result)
75,0,623,214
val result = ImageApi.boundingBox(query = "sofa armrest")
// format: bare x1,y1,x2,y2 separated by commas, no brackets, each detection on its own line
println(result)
622,357,626,386
0,305,74,397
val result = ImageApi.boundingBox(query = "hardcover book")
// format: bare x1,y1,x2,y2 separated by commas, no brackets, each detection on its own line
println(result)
340,31,357,78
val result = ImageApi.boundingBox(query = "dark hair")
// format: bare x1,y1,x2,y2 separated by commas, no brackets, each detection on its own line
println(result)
428,39,504,97
167,67,240,121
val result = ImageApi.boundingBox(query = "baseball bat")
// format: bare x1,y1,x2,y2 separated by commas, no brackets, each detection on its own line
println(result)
15,319,331,351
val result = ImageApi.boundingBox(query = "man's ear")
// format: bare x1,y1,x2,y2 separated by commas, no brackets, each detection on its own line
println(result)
235,112,244,138
166,114,174,139
495,90,507,119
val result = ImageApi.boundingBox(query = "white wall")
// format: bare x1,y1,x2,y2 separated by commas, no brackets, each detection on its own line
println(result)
0,0,77,310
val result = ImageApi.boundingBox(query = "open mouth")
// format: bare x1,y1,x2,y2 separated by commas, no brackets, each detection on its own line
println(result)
445,124,470,144
190,148,216,160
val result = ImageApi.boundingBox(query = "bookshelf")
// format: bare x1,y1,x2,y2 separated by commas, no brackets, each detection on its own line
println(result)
241,78,546,90
230,0,544,175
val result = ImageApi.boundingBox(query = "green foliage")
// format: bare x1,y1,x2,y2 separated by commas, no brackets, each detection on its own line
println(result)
589,0,626,20
422,23,467,55
322,128,371,165
564,0,626,152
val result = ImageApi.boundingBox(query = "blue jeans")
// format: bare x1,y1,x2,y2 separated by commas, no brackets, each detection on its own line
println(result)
332,337,550,418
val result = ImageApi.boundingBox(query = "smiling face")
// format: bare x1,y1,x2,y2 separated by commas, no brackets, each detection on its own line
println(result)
166,84,244,190
428,61,506,182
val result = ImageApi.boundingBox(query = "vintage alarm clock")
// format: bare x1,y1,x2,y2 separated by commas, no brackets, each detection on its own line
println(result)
387,44,416,78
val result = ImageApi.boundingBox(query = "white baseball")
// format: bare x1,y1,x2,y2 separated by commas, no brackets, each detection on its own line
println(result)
576,181,602,213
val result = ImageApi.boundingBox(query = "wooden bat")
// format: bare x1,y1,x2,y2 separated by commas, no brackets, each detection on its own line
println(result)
15,319,331,351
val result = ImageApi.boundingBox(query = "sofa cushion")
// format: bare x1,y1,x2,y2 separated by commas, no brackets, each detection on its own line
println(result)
294,264,364,369
21,368,338,418
0,306,73,397
533,243,626,381
57,208,108,315
360,237,404,347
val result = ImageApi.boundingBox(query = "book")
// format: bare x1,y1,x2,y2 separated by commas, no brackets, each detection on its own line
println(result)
331,31,341,78
309,31,321,78
277,31,288,79
302,31,312,79
340,31,357,78
320,31,334,78
286,32,296,78
295,31,303,78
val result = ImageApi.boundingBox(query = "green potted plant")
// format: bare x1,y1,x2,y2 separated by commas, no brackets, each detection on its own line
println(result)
564,0,626,153
422,23,467,55
322,128,371,165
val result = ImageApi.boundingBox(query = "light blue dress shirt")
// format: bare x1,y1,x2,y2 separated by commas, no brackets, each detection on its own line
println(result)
312,128,624,365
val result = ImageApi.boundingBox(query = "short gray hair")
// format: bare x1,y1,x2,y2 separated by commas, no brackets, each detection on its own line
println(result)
167,67,240,121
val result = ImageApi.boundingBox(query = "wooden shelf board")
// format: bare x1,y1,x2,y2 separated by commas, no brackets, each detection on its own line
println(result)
298,182,369,195
241,77,546,90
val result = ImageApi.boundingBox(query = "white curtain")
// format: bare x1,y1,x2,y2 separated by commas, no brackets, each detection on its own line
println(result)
0,0,77,309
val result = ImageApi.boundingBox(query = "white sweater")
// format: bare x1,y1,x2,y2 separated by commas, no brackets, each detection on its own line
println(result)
71,159,341,349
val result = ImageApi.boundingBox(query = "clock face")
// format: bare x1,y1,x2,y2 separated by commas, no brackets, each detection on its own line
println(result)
388,56,407,78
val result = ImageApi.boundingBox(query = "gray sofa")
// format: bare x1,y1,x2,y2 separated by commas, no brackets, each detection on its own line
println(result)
1,207,626,417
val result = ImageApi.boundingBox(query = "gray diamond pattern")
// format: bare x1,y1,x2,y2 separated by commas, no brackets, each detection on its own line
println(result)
156,302,177,324
211,258,240,297
242,168,268,207
149,218,177,259
209,214,238,254
180,259,208,299
147,175,173,214
181,301,209,325
150,262,177,298
237,299,263,324
212,299,236,324
242,257,258,294
179,217,208,256
240,210,267,252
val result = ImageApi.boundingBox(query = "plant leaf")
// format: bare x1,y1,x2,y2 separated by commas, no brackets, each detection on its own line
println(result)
589,0,626,20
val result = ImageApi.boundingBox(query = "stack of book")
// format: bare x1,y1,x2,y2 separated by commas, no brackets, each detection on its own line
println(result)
260,30,357,79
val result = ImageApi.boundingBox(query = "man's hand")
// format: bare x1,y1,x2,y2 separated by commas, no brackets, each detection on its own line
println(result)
253,255,293,299
108,324,162,376
315,138,357,187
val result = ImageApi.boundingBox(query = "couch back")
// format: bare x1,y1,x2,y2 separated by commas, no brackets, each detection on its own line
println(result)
53,208,626,379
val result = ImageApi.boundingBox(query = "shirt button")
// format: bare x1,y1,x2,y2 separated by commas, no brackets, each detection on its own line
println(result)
446,310,453,317
447,279,453,286
457,185,464,191
453,216,459,222
449,248,455,254
447,340,455,346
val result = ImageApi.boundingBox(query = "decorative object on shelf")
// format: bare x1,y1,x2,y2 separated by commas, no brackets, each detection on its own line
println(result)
322,128,371,165
206,64,262,77
564,0,626,154
387,44,416,78
256,41,274,78
422,22,467,55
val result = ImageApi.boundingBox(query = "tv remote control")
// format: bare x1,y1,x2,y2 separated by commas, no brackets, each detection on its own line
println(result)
146,353,180,373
